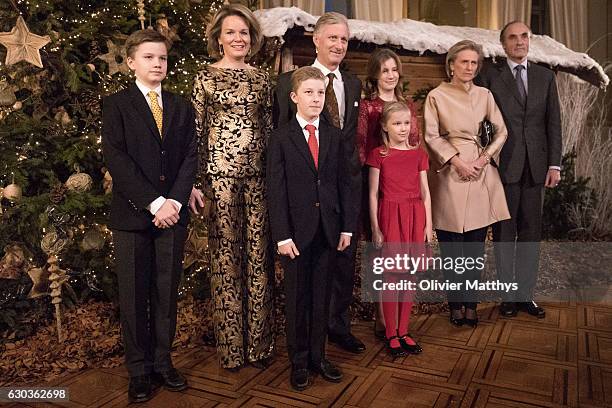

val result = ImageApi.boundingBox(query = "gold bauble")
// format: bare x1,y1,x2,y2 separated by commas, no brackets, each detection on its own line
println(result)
3,183,22,201
41,231,69,255
65,172,92,192
0,83,17,106
81,229,105,251
54,107,71,126
0,244,29,279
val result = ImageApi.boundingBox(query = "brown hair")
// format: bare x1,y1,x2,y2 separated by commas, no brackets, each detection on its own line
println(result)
379,101,412,156
290,66,325,93
445,39,484,78
125,29,170,58
364,48,405,101
313,12,349,35
499,20,531,43
206,4,263,61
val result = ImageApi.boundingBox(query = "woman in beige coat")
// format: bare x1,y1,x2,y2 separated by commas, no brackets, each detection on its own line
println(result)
424,40,510,327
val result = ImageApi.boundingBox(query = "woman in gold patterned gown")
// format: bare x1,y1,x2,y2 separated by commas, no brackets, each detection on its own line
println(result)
190,3,274,370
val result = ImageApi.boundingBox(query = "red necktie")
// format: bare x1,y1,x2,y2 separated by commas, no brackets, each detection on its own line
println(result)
305,124,318,169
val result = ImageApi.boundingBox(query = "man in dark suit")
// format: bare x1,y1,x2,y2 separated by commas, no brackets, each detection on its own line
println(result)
273,11,365,354
267,67,355,391
477,21,562,318
102,30,197,403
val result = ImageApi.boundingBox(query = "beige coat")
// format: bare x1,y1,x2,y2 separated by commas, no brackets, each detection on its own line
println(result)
424,81,510,233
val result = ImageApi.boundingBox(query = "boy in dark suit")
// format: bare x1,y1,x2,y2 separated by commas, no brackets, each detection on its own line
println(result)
272,12,364,354
102,30,197,403
267,67,355,391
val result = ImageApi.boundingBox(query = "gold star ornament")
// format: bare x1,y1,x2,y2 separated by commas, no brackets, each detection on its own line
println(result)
97,40,130,76
0,16,51,68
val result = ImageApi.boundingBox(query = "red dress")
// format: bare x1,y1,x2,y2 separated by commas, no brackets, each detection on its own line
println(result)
357,97,420,166
366,146,429,249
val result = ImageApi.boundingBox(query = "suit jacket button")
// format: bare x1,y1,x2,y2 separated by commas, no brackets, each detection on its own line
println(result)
315,202,320,207
161,150,166,155
159,175,166,181
317,179,321,185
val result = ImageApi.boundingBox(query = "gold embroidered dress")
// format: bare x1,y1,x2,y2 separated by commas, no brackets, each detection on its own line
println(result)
192,65,274,368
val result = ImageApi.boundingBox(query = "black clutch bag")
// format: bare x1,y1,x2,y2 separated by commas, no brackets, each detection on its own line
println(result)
478,119,495,148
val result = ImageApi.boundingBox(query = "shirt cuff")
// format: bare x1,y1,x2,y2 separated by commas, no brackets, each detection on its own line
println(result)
148,196,166,215
168,199,182,212
277,238,293,247
549,166,561,171
341,232,352,237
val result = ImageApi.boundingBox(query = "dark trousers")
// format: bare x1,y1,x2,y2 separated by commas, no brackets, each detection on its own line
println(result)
113,225,187,377
437,227,487,311
282,225,334,369
492,163,543,302
328,239,357,337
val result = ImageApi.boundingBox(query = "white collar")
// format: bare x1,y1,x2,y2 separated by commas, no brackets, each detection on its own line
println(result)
507,58,528,72
296,114,320,130
135,79,162,98
312,59,343,82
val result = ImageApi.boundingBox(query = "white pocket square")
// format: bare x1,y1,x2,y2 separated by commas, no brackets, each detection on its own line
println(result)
354,101,358,107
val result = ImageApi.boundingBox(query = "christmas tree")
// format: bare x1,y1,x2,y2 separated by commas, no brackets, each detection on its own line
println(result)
0,0,265,339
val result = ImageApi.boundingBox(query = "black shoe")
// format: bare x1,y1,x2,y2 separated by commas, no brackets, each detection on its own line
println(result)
290,367,310,391
499,302,518,317
399,334,422,354
374,323,386,340
518,301,545,318
154,368,188,391
449,310,464,327
328,333,366,354
310,359,343,382
250,356,273,369
128,375,155,403
386,336,408,358
224,365,241,373
464,308,479,328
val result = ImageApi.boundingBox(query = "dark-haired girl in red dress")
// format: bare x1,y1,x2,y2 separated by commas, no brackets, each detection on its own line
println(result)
356,48,421,338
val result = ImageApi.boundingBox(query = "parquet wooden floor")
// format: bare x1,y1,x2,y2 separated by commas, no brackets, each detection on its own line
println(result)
13,302,612,407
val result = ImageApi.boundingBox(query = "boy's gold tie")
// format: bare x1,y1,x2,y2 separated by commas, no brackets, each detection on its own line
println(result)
147,90,163,135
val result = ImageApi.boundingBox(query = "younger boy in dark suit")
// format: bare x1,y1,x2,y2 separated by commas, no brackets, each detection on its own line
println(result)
267,66,355,391
102,30,197,403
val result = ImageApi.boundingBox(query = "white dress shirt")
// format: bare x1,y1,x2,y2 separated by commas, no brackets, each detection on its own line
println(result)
135,79,164,109
506,59,528,95
312,59,345,129
135,80,183,215
296,114,320,144
277,114,352,247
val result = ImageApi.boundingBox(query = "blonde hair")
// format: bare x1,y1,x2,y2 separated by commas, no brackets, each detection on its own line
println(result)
313,12,349,35
445,40,484,78
379,101,412,156
291,66,325,93
125,29,170,58
206,4,263,61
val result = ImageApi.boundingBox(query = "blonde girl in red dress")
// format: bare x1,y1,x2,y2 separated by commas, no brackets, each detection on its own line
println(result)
367,101,433,357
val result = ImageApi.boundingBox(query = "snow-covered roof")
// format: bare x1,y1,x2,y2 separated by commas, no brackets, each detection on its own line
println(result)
255,7,609,88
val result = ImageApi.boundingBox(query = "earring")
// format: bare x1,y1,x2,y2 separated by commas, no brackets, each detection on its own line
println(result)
219,44,224,56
